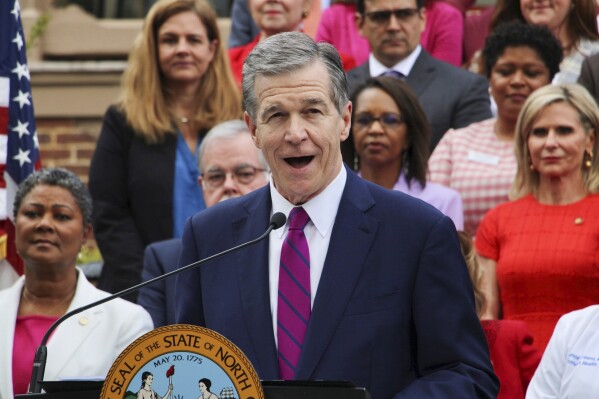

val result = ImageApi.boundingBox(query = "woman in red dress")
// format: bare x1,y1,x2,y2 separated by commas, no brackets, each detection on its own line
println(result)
476,84,599,353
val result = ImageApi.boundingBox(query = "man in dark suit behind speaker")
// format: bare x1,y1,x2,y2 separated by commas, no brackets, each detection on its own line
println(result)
138,120,270,327
347,0,492,150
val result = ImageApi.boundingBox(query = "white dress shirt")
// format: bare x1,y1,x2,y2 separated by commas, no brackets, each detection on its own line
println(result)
268,166,347,344
369,44,422,78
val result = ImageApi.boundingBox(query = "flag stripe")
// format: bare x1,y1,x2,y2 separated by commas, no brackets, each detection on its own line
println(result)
0,0,41,284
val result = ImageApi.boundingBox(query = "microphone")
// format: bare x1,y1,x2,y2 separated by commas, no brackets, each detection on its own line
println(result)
28,212,287,394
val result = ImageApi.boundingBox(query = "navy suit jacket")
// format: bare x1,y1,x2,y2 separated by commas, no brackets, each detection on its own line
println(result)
175,167,498,399
138,238,182,327
347,50,492,151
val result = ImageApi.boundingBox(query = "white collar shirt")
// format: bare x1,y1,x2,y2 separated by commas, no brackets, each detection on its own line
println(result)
268,165,347,345
369,44,422,78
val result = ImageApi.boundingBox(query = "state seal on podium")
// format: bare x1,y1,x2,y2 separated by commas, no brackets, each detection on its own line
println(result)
100,324,264,399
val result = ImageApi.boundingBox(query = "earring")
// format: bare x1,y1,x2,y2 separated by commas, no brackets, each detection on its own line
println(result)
402,150,409,176
353,152,360,171
530,163,535,171
301,10,309,18
585,151,593,169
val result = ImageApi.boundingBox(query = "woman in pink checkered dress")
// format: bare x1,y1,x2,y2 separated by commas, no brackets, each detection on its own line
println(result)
429,22,562,236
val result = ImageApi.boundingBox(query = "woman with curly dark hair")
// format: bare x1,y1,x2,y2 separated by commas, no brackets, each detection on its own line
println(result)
489,0,599,83
429,22,562,236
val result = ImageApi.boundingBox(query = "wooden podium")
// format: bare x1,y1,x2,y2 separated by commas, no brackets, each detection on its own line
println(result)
16,380,371,399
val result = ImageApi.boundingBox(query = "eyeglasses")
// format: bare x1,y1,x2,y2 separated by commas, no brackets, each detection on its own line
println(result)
202,165,265,189
365,8,420,25
354,113,404,129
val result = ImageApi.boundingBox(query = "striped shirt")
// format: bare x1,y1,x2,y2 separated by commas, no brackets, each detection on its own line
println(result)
554,38,599,84
428,118,516,236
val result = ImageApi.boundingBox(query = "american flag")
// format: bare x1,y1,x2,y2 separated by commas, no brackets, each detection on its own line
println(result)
0,0,42,289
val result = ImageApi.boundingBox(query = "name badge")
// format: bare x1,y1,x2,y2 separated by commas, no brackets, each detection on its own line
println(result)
468,150,500,166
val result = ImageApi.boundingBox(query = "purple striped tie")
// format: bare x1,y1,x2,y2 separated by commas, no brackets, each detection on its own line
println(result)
277,207,311,380
380,70,405,79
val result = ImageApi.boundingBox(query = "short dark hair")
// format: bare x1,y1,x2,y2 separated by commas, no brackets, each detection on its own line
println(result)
346,76,430,187
199,378,212,391
356,0,425,15
482,22,563,80
13,168,92,226
141,371,153,389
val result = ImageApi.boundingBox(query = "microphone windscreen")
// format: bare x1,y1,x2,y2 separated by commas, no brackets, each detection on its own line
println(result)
270,212,287,229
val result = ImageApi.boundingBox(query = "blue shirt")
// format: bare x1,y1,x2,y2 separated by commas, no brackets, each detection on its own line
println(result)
172,133,206,238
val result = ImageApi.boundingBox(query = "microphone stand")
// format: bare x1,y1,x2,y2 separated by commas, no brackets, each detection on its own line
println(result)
28,213,286,394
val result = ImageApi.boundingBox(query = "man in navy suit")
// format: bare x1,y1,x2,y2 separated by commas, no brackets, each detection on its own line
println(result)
347,0,492,150
137,120,269,327
176,32,498,398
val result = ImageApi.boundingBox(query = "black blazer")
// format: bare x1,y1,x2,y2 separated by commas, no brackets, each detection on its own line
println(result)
89,106,177,299
347,50,492,150
579,53,599,101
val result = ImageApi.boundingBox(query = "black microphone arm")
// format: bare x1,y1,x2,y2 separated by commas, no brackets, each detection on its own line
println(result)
28,212,287,394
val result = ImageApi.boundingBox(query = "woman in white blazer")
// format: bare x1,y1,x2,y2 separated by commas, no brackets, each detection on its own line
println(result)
0,168,153,398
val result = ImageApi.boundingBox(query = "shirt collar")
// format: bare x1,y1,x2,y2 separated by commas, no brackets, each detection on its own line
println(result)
270,165,347,238
369,45,421,78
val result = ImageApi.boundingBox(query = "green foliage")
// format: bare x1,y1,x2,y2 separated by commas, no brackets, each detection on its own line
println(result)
26,13,50,49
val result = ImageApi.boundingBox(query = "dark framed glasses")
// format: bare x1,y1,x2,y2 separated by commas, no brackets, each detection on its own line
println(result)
202,164,265,189
365,8,420,25
354,113,404,129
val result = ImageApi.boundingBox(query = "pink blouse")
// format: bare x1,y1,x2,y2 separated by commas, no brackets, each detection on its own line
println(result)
12,315,58,395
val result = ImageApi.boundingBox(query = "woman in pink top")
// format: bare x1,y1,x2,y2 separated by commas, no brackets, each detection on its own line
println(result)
346,76,464,228
0,168,152,398
429,22,562,236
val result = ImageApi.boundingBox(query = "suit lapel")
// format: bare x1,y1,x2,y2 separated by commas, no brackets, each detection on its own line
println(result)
348,63,371,95
0,279,21,399
296,170,378,379
46,273,104,380
406,50,436,96
234,187,280,379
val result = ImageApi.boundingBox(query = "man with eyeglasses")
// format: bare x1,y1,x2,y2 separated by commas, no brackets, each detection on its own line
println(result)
199,120,270,207
137,120,269,327
347,0,492,151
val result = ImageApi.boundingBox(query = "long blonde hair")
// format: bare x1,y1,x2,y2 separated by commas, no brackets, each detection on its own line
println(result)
118,0,242,143
457,231,486,317
511,84,599,199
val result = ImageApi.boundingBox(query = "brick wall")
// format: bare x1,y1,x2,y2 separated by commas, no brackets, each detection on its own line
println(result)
36,118,102,184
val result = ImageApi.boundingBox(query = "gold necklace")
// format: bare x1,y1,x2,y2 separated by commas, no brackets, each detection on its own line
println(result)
179,117,190,124
21,286,76,316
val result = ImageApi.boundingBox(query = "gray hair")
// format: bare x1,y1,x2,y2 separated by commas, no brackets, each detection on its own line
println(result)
242,32,349,121
13,168,92,226
199,119,270,173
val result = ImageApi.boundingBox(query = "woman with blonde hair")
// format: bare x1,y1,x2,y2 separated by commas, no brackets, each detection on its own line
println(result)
476,84,599,353
89,0,242,299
